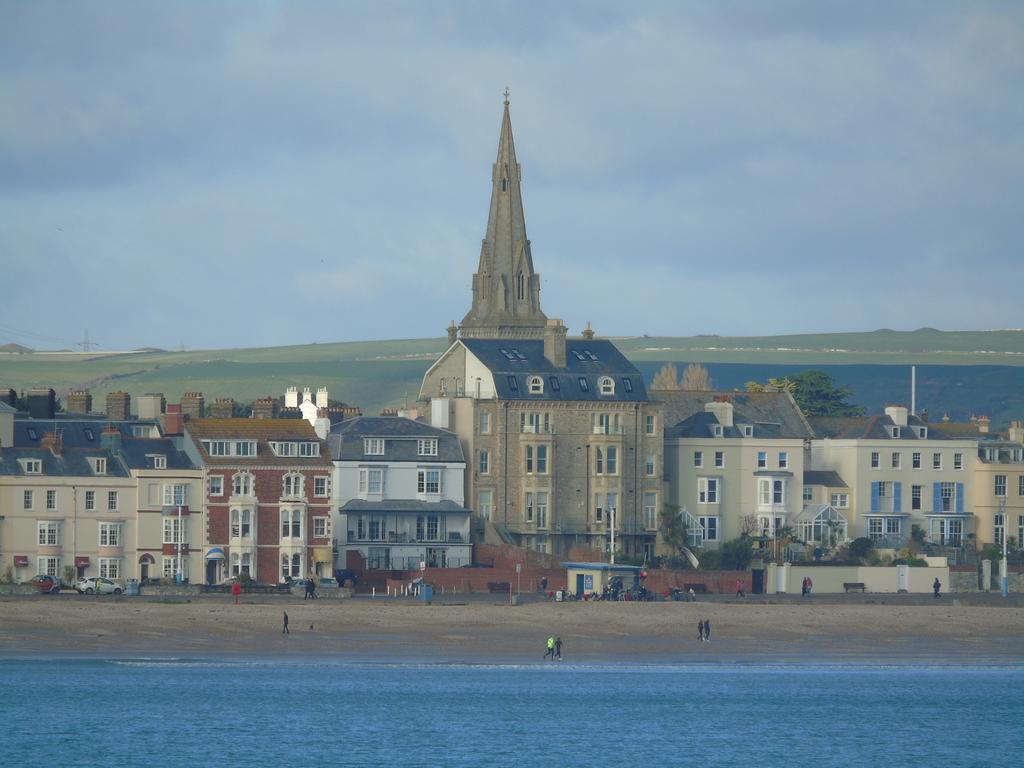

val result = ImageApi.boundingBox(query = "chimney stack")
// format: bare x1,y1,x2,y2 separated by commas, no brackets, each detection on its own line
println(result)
705,399,734,428
66,389,93,415
1009,420,1024,444
447,320,458,346
543,319,567,368
28,388,56,419
978,415,990,434
105,391,131,420
252,397,278,419
163,403,184,435
885,404,909,427
316,387,329,409
136,393,166,420
181,392,205,419
284,386,299,408
209,398,236,418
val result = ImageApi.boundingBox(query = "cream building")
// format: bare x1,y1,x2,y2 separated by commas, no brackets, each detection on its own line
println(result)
810,406,979,548
972,421,1024,550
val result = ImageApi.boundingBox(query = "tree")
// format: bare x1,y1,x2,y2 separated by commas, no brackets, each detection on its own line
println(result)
719,537,754,571
681,362,712,390
747,370,864,417
658,503,689,555
651,363,681,390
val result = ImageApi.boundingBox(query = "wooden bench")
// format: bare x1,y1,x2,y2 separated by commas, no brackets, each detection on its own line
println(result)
843,582,866,593
683,583,708,594
487,581,511,593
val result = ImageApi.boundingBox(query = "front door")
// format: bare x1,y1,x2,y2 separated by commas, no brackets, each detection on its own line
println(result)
140,563,149,582
206,561,218,585
751,568,765,595
575,574,585,597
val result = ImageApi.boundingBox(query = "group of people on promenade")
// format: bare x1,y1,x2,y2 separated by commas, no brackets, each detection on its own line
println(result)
543,635,563,660
697,619,712,643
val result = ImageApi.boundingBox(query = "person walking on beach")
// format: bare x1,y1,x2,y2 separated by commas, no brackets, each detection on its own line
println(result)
933,577,942,598
305,579,316,600
282,611,289,634
736,578,745,598
544,635,555,660
704,619,711,643
698,619,705,643
555,636,562,660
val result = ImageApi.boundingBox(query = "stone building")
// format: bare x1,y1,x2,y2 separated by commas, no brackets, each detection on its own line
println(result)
419,95,662,560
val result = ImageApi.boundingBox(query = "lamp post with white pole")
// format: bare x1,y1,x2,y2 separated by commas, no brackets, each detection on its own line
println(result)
609,506,616,565
176,503,183,584
1000,499,1008,598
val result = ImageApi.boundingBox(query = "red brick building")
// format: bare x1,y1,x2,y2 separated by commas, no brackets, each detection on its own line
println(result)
182,419,333,584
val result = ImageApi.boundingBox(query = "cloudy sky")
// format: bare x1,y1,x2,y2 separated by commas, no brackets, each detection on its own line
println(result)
1,1,1022,351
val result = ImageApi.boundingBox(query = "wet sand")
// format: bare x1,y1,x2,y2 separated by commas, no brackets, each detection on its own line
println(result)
2,594,1023,664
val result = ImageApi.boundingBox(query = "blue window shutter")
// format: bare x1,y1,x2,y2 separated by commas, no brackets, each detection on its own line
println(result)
933,483,942,512
956,482,964,514
870,482,879,513
893,481,902,513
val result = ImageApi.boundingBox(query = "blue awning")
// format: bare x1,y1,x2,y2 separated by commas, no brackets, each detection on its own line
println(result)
205,548,226,561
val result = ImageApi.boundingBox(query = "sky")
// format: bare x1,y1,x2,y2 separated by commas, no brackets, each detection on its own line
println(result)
1,1,1022,351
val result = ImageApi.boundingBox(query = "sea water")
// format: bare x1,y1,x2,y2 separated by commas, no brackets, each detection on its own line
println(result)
1,659,1021,767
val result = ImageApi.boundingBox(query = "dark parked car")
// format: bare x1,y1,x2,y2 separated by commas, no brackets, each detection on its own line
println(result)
29,574,61,594
334,569,359,587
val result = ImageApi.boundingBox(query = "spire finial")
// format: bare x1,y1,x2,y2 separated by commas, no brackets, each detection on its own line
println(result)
503,86,510,105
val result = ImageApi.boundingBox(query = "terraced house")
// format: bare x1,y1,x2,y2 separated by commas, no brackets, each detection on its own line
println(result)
0,397,203,585
182,419,332,585
972,421,1024,550
418,95,662,559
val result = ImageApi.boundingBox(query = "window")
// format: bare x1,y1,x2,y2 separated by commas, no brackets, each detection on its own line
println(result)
298,442,319,457
23,490,34,510
417,439,438,457
995,513,1004,547
803,486,813,502
605,446,617,475
912,452,922,469
645,414,656,435
871,452,880,469
598,377,615,395
23,459,42,474
209,476,223,496
537,445,548,474
314,477,328,497
417,469,441,495
313,517,328,538
885,518,901,536
163,484,187,506
742,425,754,437
578,377,589,392
933,453,942,470
912,485,922,511
548,376,560,392
868,517,883,539
757,451,767,469
698,477,719,504
891,452,901,470
38,557,60,577
233,473,253,496
359,468,384,495
99,523,121,547
525,446,534,474
107,491,118,511
38,521,59,545
891,426,901,439
954,452,963,470
479,450,490,474
46,489,57,510
99,558,120,579
940,482,955,512
91,457,107,475
478,490,494,520
522,412,550,433
991,475,1007,499
830,493,849,508
281,510,302,539
595,448,603,475
779,452,788,469
282,473,303,498
535,492,548,528
645,453,656,477
234,441,256,456
643,493,658,530
271,441,297,457
715,451,724,468
479,412,491,434
507,376,519,392
593,413,619,435
694,451,703,468
1019,475,1024,497
231,509,252,538
758,478,786,506
699,515,719,542
163,517,186,544
153,455,167,469
622,378,633,393
528,376,544,394
206,441,229,456
364,438,385,456
85,490,95,510
525,492,534,523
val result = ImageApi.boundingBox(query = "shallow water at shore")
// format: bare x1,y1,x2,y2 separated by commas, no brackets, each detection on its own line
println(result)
3,659,1021,767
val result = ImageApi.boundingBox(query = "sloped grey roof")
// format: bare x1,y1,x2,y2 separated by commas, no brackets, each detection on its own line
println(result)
460,338,647,402
328,417,464,463
0,447,131,477
340,499,470,514
659,390,813,439
0,401,15,413
809,414,965,441
803,470,848,488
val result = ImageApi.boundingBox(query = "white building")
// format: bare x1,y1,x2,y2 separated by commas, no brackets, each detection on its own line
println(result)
328,417,471,570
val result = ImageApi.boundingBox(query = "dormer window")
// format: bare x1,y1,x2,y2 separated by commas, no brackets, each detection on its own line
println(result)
20,459,42,475
890,426,901,439
742,425,754,437
148,454,167,469
916,426,928,439
84,428,95,441
89,457,107,475
598,377,615,396
272,441,297,457
712,424,723,437
528,376,544,395
364,438,385,456
417,439,438,457
298,442,319,457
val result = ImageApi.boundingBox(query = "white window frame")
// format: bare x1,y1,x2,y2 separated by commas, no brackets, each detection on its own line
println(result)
757,451,767,469
698,477,719,504
232,473,253,497
313,476,329,497
778,452,788,469
282,473,303,498
99,522,121,547
995,474,1007,497
417,439,438,457
209,475,224,496
953,452,963,470
364,438,385,456
163,517,187,545
298,442,319,457
38,521,59,545
162,484,187,507
479,450,490,475
598,377,615,395
645,414,656,435
98,558,120,580
912,452,922,469
478,489,494,520
107,491,119,511
933,452,942,470
528,376,544,394
417,469,441,495
535,492,549,528
891,452,901,470
870,452,880,469
480,412,491,434
46,489,57,510
698,515,719,542
21,458,43,474
645,453,656,477
85,490,95,510
694,451,703,468
359,467,384,495
714,451,724,469
829,493,849,509
23,490,34,510
313,516,329,539
643,493,658,530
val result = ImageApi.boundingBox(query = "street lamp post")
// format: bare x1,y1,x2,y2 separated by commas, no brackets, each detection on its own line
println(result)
1000,499,1008,598
609,506,616,565
176,504,182,584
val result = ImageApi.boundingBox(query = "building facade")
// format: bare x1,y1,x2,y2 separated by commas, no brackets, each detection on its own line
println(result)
329,417,471,570
972,421,1024,550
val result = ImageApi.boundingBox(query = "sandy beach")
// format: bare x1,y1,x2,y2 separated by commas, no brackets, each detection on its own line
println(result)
1,594,1022,664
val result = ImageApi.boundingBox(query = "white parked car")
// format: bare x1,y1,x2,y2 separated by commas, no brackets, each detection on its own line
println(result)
76,577,123,595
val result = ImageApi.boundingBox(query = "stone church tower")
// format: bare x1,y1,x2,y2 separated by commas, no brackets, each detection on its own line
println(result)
456,94,548,340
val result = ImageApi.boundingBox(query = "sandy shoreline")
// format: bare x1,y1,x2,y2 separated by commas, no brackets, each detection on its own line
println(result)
1,595,1022,664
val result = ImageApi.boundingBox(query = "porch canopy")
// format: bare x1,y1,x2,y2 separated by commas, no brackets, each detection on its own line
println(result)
794,504,849,547
205,547,226,561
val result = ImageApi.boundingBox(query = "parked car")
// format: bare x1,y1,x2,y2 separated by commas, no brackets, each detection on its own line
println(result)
334,569,359,587
76,577,123,595
316,577,339,589
29,574,62,594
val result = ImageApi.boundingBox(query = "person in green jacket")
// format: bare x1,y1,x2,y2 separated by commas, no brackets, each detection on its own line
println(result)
544,635,555,660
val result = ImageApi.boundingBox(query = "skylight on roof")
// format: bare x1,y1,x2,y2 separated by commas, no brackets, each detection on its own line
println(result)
578,377,590,392
585,351,598,361
571,350,585,361
507,376,519,392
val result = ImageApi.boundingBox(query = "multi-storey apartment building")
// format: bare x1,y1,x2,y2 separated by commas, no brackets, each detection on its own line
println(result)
329,416,471,570
182,419,332,584
973,421,1024,549
661,391,814,548
0,406,202,584
810,406,978,547
418,95,662,559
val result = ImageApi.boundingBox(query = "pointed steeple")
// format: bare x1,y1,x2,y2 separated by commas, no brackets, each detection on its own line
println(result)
459,91,547,339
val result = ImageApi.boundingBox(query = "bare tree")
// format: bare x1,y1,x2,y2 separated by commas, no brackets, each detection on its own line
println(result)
740,514,760,537
681,362,712,391
651,363,681,390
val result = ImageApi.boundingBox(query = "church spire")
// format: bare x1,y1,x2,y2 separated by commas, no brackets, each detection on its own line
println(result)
459,91,547,339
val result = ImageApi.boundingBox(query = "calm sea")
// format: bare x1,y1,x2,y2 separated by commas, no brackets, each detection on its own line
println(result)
2,659,1021,767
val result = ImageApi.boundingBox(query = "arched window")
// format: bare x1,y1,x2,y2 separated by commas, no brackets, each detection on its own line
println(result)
231,552,240,576
241,552,252,576
598,377,615,395
232,472,253,496
283,473,303,498
528,376,544,394
291,553,301,577
517,272,525,301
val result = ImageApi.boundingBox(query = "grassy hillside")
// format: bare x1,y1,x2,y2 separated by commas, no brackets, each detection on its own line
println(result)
2,329,1023,422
